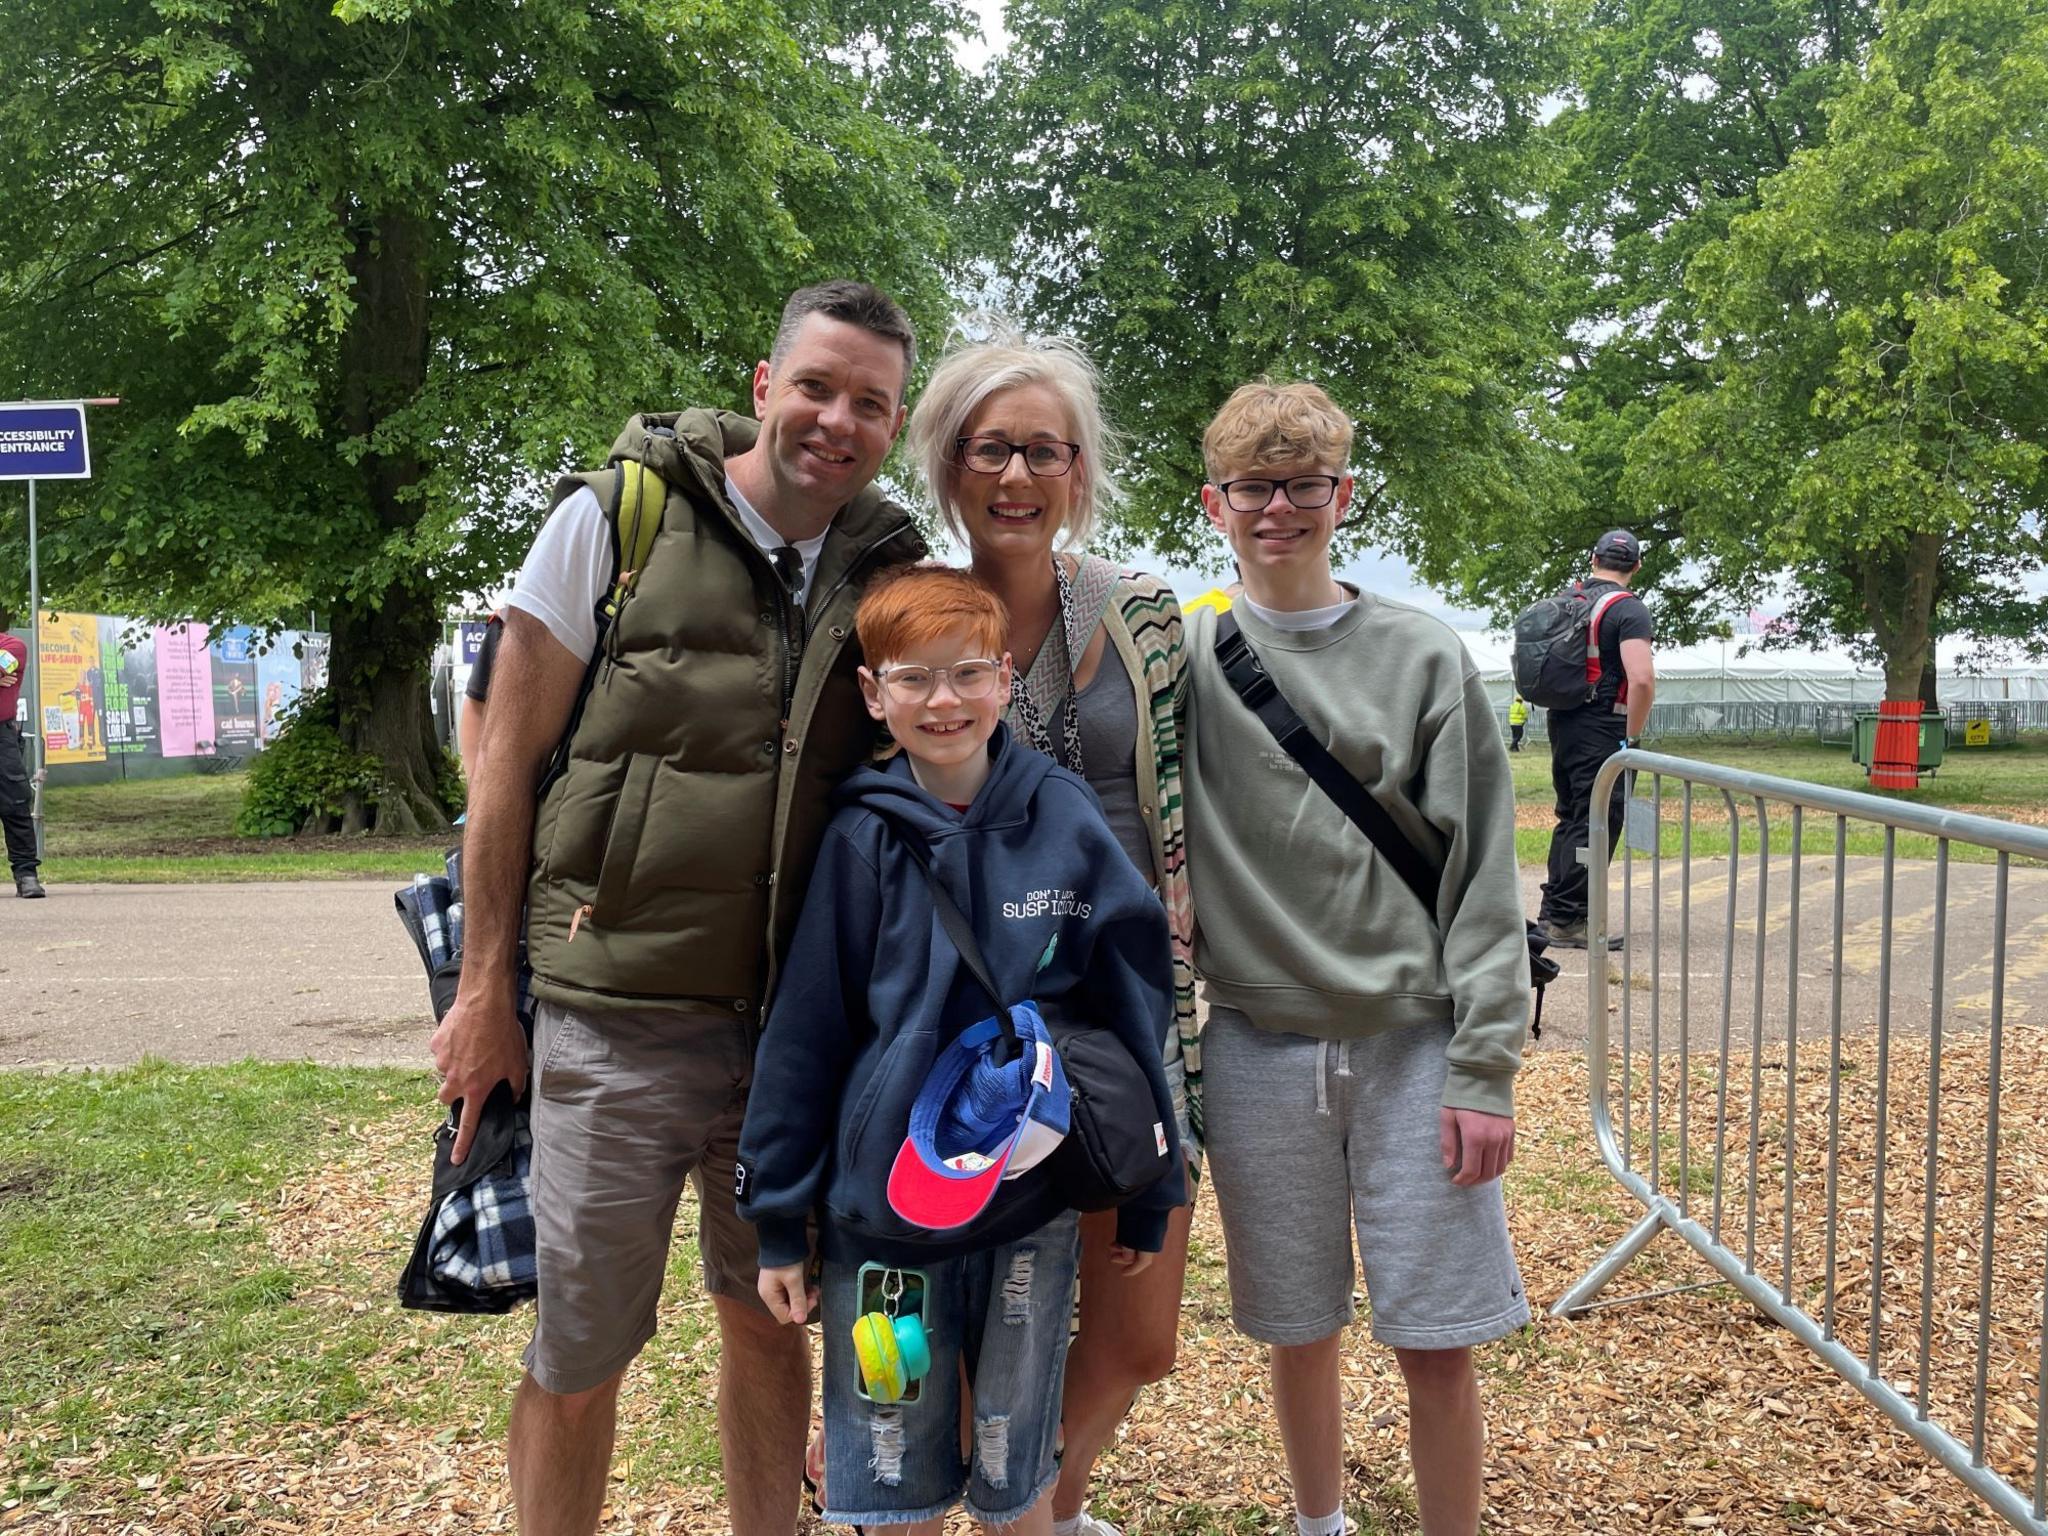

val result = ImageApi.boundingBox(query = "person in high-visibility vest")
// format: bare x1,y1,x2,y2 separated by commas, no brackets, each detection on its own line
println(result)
1507,693,1529,753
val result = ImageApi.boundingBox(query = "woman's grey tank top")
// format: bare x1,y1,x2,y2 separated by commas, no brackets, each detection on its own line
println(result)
1076,644,1154,883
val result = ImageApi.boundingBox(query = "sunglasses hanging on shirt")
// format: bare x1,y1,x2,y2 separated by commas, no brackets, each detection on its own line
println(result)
771,545,803,601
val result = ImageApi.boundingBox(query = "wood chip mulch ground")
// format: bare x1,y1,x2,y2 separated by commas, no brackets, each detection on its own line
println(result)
15,1029,2048,1534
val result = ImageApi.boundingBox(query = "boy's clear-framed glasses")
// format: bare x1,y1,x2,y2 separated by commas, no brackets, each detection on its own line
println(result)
873,658,1004,702
1215,474,1342,512
953,436,1081,478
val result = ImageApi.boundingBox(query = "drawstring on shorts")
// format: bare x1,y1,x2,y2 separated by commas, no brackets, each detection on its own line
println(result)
1313,1038,1353,1115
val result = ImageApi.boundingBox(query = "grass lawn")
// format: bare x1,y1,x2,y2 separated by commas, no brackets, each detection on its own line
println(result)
30,735,2048,885
4,1056,2027,1534
37,771,448,883
1506,734,2048,866
0,1063,724,1532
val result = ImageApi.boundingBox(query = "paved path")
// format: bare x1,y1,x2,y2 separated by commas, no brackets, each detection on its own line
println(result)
2,882,430,1067
1539,852,2048,1052
4,858,2045,1067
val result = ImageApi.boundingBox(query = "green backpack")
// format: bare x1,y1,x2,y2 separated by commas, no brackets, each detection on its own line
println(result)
597,459,667,661
537,458,668,793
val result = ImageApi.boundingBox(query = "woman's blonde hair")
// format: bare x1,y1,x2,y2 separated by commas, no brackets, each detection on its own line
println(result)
1201,380,1354,481
905,321,1122,553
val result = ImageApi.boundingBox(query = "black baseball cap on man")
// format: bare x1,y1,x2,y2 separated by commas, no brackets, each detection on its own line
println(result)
1593,529,1641,568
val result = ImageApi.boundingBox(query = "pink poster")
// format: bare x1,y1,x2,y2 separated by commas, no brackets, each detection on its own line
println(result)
154,623,216,758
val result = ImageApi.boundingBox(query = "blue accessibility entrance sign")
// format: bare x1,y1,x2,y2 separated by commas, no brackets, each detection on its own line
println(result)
0,402,91,480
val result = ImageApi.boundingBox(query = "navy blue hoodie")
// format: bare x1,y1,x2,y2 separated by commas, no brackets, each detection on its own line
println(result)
738,723,1185,1268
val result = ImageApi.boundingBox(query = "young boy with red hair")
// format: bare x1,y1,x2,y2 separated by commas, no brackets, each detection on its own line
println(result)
738,565,1183,1535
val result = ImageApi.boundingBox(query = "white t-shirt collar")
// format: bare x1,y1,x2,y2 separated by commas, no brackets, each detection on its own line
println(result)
1239,588,1359,633
725,475,827,605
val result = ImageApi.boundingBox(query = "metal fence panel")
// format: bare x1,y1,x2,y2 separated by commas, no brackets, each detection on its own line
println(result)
1553,748,2048,1534
1502,698,2048,745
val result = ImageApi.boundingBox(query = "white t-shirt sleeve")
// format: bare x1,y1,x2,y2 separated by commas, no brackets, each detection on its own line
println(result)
503,487,611,661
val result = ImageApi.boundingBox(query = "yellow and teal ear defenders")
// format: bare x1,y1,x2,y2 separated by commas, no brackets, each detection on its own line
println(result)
853,1307,932,1404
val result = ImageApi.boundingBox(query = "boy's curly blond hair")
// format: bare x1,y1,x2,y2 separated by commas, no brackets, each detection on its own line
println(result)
1200,380,1353,482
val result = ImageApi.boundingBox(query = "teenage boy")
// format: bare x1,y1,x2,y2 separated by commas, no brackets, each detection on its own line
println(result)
1181,382,1531,1536
737,565,1185,1535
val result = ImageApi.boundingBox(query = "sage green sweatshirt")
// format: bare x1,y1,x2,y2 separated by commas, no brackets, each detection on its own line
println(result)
1182,592,1529,1117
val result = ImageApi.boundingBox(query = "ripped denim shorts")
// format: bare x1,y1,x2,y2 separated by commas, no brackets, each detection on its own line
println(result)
818,1210,1081,1528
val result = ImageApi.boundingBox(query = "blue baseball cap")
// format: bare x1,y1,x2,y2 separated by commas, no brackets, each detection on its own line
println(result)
888,1002,1071,1233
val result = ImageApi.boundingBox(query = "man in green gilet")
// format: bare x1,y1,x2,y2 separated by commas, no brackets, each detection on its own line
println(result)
433,281,926,1536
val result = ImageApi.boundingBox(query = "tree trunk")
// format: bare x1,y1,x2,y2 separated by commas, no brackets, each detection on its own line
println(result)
1863,529,1942,701
328,207,449,836
1860,530,1943,790
329,589,446,835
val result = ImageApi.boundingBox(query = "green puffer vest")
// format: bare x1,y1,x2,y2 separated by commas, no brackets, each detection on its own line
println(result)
525,408,926,1022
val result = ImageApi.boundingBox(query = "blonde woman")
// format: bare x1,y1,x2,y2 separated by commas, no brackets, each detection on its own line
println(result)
903,328,1199,1536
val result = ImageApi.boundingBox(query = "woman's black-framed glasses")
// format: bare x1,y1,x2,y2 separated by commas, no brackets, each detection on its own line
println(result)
872,658,1004,702
954,436,1081,478
1216,474,1342,512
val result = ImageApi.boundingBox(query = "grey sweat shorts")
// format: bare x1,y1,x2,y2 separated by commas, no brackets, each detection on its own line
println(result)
1202,1004,1530,1350
523,998,768,1396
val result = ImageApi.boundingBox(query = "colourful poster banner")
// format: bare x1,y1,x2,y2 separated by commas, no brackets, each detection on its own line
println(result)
300,632,330,694
16,613,328,769
254,641,303,744
37,612,107,765
210,626,260,750
154,623,216,758
98,617,160,756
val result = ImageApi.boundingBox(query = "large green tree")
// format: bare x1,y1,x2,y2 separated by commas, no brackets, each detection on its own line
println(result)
0,0,964,830
1630,0,2048,695
976,0,1572,570
1446,0,1883,629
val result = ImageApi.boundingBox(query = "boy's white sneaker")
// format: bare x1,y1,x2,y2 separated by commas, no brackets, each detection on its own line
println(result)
1054,1513,1123,1536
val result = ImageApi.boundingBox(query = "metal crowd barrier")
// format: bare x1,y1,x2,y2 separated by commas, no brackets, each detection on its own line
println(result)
1503,697,2048,745
1552,748,2048,1533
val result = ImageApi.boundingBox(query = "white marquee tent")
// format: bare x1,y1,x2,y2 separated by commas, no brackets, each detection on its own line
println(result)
1462,633,2048,707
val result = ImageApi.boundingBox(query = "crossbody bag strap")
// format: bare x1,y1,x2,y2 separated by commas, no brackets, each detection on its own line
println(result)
900,837,1022,1052
1214,611,1442,918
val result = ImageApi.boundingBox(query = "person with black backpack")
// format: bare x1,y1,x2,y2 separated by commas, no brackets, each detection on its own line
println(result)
1523,529,1656,950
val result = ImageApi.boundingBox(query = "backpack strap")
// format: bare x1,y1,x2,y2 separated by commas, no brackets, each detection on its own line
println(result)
1583,586,1631,698
601,460,667,627
900,835,1025,1059
538,461,670,796
1584,587,1630,661
1213,612,1441,917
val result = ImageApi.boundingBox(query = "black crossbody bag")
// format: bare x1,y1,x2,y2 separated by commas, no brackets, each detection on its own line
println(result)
1214,611,1559,1036
903,838,1173,1210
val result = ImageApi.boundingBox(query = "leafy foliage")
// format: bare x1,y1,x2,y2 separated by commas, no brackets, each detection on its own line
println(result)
234,691,387,836
1442,0,1884,630
1631,0,2048,690
976,0,1573,571
0,0,968,828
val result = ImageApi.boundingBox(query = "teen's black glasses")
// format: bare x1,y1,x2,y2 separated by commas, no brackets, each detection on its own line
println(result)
1215,474,1342,512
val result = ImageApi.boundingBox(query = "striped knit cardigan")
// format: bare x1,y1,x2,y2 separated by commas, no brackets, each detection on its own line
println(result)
1101,570,1201,1146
